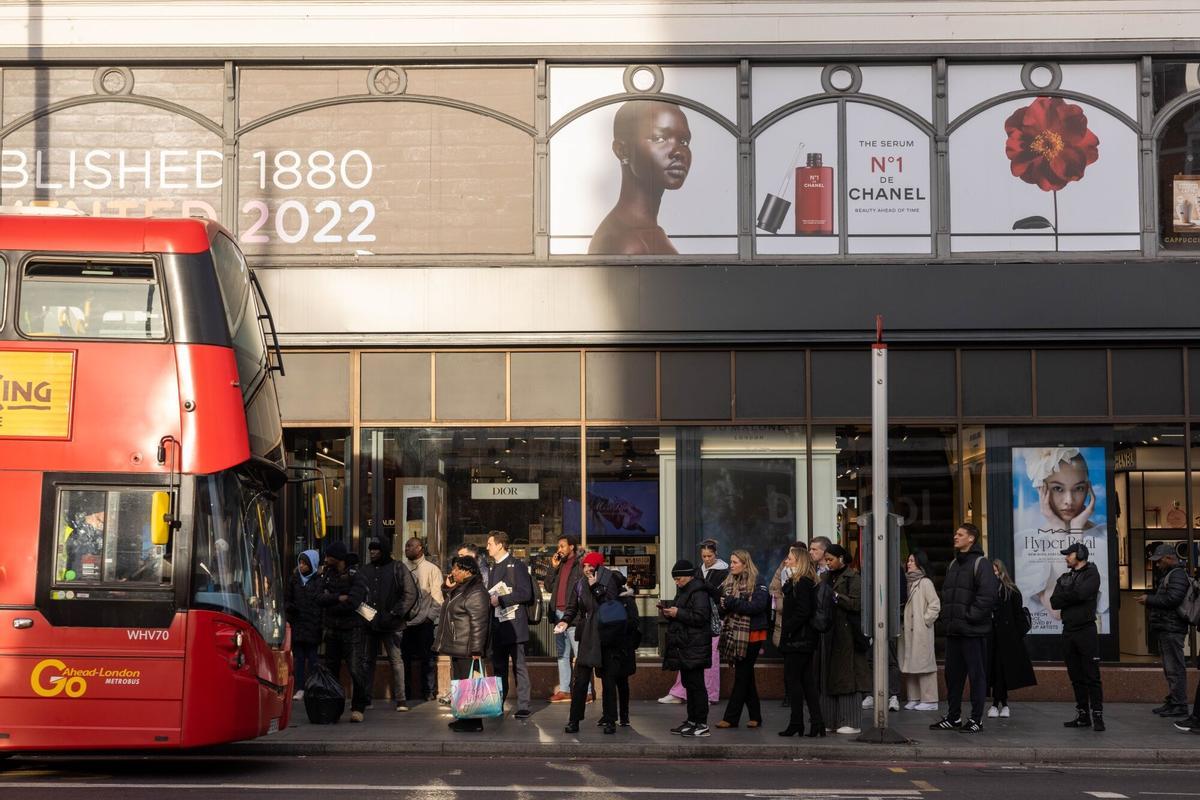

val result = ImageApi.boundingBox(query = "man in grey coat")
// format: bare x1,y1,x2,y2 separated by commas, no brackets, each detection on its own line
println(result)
1139,544,1191,718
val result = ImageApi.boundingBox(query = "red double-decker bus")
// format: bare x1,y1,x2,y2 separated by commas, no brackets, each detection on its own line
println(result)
0,212,292,753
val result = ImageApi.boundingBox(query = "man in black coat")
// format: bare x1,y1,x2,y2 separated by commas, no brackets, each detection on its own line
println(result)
316,540,371,723
931,522,997,733
661,558,713,738
1051,542,1105,731
361,539,415,712
1140,543,1191,718
485,530,534,720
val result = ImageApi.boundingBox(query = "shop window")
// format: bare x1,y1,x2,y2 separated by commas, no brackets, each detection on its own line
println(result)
1111,348,1183,417
889,350,955,418
660,352,731,421
1035,349,1108,417
811,351,870,418
359,426,580,658
1114,425,1187,658
361,353,431,422
282,428,351,570
734,351,805,419
962,350,1032,418
1155,62,1200,251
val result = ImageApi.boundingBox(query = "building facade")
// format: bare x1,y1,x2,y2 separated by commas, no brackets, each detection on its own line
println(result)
4,2,1200,667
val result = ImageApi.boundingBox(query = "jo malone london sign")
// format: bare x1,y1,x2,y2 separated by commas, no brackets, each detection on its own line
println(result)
471,483,540,500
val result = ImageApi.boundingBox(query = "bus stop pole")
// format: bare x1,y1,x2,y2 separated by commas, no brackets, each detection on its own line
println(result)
860,316,908,743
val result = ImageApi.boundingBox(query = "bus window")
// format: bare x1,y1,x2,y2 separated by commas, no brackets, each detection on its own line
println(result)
210,235,269,398
193,471,284,646
54,488,173,585
18,261,165,340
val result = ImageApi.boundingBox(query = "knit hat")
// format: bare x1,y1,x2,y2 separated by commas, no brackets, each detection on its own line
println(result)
325,540,349,561
367,539,383,551
582,551,604,568
671,559,696,578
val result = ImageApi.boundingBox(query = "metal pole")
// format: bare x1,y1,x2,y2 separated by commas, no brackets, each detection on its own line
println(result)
871,324,889,732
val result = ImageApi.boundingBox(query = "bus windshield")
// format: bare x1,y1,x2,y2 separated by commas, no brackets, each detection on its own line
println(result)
192,472,284,646
19,261,166,339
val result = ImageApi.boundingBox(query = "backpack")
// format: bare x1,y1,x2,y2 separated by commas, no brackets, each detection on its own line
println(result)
1177,574,1200,626
810,579,834,634
597,598,628,646
708,596,722,637
392,561,424,626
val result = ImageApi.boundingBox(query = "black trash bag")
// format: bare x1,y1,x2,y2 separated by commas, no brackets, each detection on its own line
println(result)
303,663,346,724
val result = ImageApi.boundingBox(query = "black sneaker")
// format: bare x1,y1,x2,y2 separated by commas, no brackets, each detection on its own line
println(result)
595,717,612,726
1162,705,1190,718
929,716,962,730
619,719,631,727
1152,702,1173,715
1064,709,1092,728
514,709,532,721
682,723,711,737
670,721,696,735
395,701,410,712
1174,716,1200,732
1092,713,1105,732
959,718,984,733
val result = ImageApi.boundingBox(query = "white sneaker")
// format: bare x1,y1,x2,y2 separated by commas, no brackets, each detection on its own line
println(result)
292,690,304,701
904,700,919,710
914,702,939,711
861,695,874,709
999,705,1011,718
836,726,862,735
986,705,1000,718
658,694,684,704
888,696,900,712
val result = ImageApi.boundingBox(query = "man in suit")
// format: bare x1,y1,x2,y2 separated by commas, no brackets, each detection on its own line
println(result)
486,530,533,720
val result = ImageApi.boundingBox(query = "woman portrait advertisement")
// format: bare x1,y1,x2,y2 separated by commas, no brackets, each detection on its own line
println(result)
1012,446,1109,634
588,100,693,256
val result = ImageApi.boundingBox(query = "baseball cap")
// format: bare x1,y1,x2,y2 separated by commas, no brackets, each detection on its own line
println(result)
1149,543,1175,561
1060,542,1089,560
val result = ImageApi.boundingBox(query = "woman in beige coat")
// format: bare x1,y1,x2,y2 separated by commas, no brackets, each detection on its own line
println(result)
899,550,940,711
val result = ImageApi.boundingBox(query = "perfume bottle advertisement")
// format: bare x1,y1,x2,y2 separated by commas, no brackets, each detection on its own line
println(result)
753,103,840,255
844,103,932,247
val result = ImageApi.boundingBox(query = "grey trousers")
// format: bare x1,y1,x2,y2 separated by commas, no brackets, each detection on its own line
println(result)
367,630,405,703
492,641,531,712
1159,630,1188,706
820,691,861,730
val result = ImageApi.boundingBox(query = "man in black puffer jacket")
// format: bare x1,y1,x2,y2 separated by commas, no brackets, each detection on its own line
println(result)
1140,544,1191,718
1051,542,1104,731
661,559,713,738
931,522,997,734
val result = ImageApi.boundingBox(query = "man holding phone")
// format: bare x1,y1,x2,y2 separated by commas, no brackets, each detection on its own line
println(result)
544,535,585,703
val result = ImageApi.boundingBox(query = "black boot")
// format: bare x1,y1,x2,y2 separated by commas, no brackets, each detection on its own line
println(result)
1092,712,1105,732
805,721,826,738
1063,708,1092,728
778,724,803,737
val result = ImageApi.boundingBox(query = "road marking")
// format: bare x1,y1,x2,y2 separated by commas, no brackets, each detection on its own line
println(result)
0,783,923,796
910,781,939,792
1084,793,1128,799
889,768,906,774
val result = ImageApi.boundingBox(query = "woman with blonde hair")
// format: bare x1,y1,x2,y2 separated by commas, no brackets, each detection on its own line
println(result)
778,545,825,736
899,549,941,711
715,549,769,728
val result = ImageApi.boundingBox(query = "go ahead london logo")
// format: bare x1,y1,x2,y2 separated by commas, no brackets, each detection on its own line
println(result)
30,658,143,697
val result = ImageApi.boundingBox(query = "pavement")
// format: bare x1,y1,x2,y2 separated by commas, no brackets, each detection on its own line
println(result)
223,696,1200,765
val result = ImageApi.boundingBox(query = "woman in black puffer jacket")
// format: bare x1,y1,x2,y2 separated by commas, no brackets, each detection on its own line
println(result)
778,545,824,737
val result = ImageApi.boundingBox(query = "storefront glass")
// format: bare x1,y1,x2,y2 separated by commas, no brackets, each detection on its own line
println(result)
282,427,351,570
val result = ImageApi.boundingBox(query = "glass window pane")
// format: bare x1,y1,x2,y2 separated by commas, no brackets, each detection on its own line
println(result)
55,487,172,585
19,261,165,340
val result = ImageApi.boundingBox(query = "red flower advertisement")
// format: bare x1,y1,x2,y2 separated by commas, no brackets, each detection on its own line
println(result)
1003,96,1100,248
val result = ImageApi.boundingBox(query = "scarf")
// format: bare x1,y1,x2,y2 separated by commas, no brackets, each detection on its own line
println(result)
718,571,754,663
906,567,925,600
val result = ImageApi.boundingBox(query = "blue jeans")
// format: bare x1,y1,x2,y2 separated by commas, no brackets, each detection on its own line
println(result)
554,609,580,692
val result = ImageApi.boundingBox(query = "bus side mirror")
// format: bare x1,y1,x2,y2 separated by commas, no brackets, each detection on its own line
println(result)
313,493,327,540
150,491,172,546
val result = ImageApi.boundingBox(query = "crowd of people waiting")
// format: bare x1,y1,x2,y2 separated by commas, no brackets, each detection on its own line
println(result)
285,522,1200,738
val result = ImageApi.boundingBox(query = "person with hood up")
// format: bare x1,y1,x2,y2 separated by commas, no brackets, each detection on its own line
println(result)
660,558,714,737
555,551,621,734
931,523,998,734
658,539,727,705
285,548,323,700
316,540,371,723
1051,542,1105,731
433,555,491,732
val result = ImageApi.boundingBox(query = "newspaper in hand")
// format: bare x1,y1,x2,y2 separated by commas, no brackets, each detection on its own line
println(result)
489,581,518,622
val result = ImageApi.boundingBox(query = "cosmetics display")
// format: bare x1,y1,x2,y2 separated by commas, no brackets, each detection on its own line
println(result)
795,152,834,235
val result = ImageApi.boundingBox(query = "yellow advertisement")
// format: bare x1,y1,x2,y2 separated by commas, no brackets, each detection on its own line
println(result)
0,350,75,439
